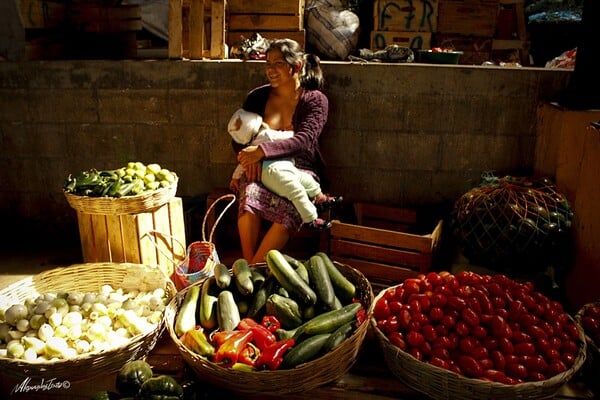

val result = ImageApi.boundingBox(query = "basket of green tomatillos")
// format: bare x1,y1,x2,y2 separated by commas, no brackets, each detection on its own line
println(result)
64,161,178,215
165,249,374,396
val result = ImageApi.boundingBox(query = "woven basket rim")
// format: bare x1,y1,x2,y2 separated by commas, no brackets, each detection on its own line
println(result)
576,300,600,354
370,284,588,400
64,176,178,215
166,261,374,395
0,262,176,382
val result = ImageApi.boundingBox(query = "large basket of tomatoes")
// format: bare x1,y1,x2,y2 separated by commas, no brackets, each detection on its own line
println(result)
165,250,373,396
371,270,586,400
575,300,600,394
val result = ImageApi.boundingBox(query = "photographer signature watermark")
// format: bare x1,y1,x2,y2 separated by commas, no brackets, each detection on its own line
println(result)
11,377,71,395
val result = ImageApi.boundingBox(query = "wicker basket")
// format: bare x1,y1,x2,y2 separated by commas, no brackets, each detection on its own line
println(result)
575,300,600,394
64,176,178,215
0,263,176,382
370,286,587,400
165,261,373,396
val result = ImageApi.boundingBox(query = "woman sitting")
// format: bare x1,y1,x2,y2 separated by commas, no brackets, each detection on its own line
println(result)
232,38,340,264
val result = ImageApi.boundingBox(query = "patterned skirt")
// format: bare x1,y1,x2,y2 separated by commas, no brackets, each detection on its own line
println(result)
237,175,305,232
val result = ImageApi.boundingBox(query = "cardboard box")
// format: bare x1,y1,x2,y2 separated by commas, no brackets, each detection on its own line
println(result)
76,197,186,278
371,30,432,50
374,0,439,32
329,203,443,287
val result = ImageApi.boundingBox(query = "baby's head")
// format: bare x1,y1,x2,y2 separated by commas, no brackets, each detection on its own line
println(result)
228,109,264,144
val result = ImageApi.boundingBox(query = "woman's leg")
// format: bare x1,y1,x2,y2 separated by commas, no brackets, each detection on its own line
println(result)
238,211,262,262
250,222,290,264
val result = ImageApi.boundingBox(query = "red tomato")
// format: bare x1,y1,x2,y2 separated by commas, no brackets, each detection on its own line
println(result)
479,357,494,370
547,360,567,377
389,300,403,314
582,316,600,334
561,352,576,367
535,337,551,353
384,315,399,333
545,348,561,361
491,315,512,339
526,324,548,340
458,355,483,378
409,347,423,361
374,297,391,320
406,331,425,347
523,354,548,372
455,321,470,337
429,306,444,322
435,323,449,337
471,325,488,339
430,356,449,370
481,336,499,350
486,283,505,298
459,337,479,355
431,347,450,360
560,339,578,355
509,300,527,321
403,279,421,295
398,307,411,329
426,272,443,287
498,337,514,355
433,336,452,350
471,346,489,360
483,369,511,384
514,342,535,356
422,324,437,342
447,296,467,310
388,331,407,350
585,305,600,319
528,372,547,381
431,292,447,308
441,314,457,329
495,308,510,320
490,350,506,371
506,363,528,380
512,331,531,344
461,307,480,327
563,322,581,341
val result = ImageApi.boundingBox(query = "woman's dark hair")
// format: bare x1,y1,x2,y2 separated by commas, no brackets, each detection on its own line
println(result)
267,39,324,90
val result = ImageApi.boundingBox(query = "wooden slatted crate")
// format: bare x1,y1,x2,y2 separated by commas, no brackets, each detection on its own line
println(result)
227,0,305,51
329,203,443,287
437,0,499,37
371,30,432,50
75,197,186,278
373,0,439,32
168,0,226,59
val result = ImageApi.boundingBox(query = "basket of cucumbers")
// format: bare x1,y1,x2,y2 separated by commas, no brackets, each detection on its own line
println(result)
63,161,178,215
165,250,374,395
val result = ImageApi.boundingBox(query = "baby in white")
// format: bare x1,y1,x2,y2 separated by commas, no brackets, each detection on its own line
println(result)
228,108,341,229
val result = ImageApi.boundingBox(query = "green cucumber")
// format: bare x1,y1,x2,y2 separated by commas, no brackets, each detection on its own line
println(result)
322,321,354,352
266,250,317,305
282,333,331,368
307,255,337,310
174,284,200,336
247,276,276,319
217,290,240,331
232,258,253,296
316,252,356,302
301,302,362,336
283,255,310,283
198,277,218,330
213,263,231,289
265,293,303,329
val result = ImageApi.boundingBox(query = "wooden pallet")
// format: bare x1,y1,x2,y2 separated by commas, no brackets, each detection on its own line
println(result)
168,0,226,59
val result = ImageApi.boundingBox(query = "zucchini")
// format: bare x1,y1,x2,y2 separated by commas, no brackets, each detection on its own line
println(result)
217,290,240,331
301,302,362,336
322,321,354,352
266,250,317,305
250,269,266,286
247,276,276,319
174,284,200,336
307,255,337,310
213,263,231,289
198,276,218,330
282,333,331,368
265,293,303,329
232,258,253,296
316,252,356,302
283,254,310,283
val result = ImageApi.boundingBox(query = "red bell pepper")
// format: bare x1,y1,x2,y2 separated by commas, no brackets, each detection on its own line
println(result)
261,315,281,333
238,342,261,367
213,330,254,367
210,330,238,347
255,338,295,371
238,318,276,350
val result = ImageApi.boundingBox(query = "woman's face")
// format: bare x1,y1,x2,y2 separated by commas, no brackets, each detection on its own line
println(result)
265,48,295,87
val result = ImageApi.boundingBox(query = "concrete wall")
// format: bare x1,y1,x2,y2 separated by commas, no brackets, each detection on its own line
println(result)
0,60,571,243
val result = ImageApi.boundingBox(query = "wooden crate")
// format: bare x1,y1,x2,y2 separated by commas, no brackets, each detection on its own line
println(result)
437,0,499,37
227,0,305,51
371,30,432,50
75,197,186,278
168,0,226,59
329,203,443,287
373,0,439,32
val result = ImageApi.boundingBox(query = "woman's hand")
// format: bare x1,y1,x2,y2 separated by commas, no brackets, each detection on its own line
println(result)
238,145,265,182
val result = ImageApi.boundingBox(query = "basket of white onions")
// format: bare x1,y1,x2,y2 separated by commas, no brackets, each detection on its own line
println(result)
0,262,176,382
